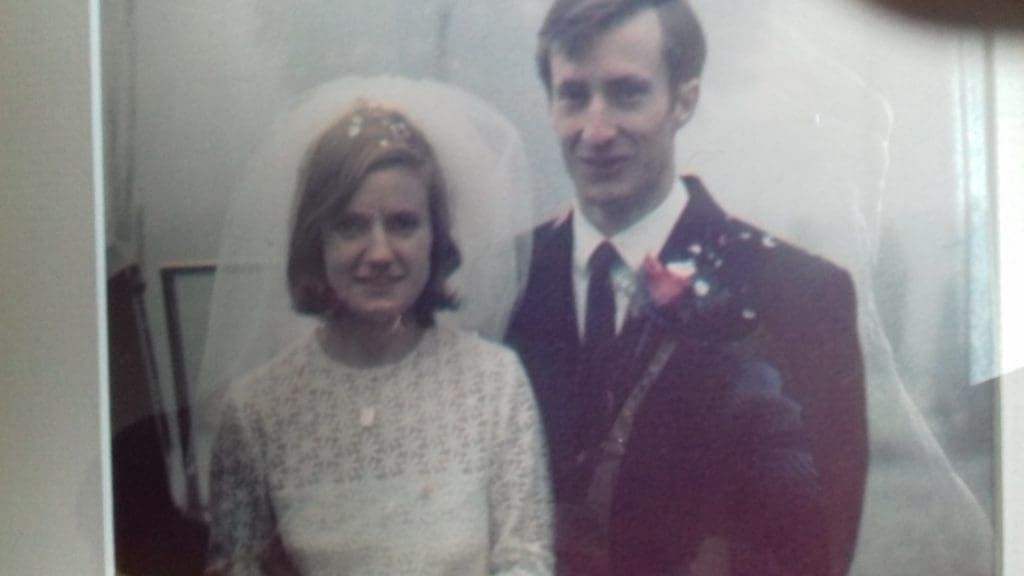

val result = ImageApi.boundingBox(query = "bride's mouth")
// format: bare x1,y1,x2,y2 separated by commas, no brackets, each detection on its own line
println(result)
357,276,403,288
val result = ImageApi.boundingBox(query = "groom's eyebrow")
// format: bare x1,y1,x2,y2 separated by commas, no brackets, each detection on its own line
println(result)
606,76,651,94
555,78,588,97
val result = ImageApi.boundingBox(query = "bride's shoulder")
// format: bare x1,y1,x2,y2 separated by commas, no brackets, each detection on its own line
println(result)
435,325,520,367
227,329,320,399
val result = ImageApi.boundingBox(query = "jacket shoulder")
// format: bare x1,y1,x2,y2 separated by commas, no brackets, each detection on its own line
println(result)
720,215,853,288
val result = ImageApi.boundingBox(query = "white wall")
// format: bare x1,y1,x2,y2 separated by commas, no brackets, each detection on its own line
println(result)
130,0,285,422
0,1,108,574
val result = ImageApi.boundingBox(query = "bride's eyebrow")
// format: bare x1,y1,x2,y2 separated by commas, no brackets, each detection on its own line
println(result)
323,209,368,229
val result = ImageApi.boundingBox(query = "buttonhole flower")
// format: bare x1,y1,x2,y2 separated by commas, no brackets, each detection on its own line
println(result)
641,254,696,308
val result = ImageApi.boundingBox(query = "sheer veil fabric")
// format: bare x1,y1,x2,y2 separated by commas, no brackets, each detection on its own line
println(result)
684,4,994,573
193,76,536,502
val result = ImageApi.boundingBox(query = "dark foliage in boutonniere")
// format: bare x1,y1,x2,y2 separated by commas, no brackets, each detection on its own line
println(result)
636,219,772,345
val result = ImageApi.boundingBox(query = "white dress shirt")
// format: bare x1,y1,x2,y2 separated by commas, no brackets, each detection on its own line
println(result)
572,179,690,335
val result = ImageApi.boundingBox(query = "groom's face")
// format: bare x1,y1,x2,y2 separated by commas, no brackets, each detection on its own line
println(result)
548,8,698,225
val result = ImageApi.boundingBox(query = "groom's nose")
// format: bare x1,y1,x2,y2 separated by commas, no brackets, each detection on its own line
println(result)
579,100,617,148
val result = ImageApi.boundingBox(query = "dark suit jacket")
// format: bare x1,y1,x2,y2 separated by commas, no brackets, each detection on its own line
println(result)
506,176,867,576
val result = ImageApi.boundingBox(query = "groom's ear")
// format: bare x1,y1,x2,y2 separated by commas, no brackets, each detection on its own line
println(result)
671,78,701,130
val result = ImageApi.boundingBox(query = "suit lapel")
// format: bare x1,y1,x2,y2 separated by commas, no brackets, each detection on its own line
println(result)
508,182,740,499
506,213,589,495
532,212,581,354
661,175,729,262
607,177,728,402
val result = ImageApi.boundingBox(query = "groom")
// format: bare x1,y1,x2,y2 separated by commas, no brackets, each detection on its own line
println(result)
506,0,867,574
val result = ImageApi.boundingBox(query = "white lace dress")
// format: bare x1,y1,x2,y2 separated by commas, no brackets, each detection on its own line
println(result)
206,326,553,575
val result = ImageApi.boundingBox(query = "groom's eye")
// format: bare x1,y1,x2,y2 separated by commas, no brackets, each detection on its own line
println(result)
608,78,649,108
556,82,589,111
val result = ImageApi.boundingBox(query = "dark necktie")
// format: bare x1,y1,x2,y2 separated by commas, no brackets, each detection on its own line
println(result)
581,241,622,452
583,241,620,367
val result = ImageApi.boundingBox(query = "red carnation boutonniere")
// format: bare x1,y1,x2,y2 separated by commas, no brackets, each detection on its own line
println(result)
641,253,699,310
637,235,760,343
632,253,700,366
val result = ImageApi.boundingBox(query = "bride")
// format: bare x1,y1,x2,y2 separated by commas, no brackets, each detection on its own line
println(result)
200,78,551,575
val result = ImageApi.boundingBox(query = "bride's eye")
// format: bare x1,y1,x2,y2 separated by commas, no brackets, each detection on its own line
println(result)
330,213,371,239
385,211,423,237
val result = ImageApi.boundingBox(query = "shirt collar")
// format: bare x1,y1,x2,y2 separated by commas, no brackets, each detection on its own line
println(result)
572,178,689,272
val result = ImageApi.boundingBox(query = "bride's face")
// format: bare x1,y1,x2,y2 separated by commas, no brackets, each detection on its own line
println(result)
322,166,433,325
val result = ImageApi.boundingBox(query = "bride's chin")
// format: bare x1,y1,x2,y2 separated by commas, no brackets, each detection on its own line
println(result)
330,307,410,334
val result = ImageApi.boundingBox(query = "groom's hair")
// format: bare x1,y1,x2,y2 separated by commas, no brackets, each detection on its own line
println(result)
287,104,461,326
536,0,706,96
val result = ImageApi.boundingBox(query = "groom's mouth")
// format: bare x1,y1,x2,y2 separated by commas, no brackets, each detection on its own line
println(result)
579,155,629,178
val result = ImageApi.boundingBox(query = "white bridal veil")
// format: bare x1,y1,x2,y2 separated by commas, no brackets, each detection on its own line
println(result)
682,3,995,575
193,76,535,500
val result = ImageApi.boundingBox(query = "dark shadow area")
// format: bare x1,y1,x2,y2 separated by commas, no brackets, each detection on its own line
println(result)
865,0,1024,28
112,411,209,576
108,265,208,575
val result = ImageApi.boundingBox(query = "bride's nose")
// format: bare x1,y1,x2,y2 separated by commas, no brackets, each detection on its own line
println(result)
364,223,397,264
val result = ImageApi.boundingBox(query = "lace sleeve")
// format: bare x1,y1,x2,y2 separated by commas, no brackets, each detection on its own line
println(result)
488,355,554,576
206,393,276,575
